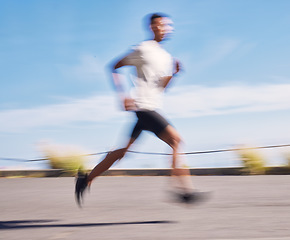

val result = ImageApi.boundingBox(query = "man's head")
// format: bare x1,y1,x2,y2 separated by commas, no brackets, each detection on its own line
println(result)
148,13,174,42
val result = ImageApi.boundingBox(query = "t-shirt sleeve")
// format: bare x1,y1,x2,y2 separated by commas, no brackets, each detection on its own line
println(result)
121,46,143,66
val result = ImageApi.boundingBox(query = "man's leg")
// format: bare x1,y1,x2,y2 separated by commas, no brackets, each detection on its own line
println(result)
75,121,140,207
158,125,194,193
87,137,136,185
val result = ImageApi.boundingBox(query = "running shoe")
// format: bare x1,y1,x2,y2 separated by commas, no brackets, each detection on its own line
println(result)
176,191,210,204
75,171,88,207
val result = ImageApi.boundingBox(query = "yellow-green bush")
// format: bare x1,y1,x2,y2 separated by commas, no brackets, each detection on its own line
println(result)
38,142,86,171
236,147,266,175
46,153,85,171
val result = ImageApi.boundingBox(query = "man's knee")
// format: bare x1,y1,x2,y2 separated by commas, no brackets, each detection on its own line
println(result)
108,148,127,160
171,136,181,150
166,133,181,150
159,126,182,149
118,148,127,159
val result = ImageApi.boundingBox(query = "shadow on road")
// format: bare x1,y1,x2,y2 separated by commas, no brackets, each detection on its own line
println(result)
0,219,176,230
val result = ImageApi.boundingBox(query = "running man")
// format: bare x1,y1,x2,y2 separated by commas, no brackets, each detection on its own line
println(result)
75,13,204,206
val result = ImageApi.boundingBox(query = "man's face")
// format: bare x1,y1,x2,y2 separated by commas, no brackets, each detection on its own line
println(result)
151,17,174,41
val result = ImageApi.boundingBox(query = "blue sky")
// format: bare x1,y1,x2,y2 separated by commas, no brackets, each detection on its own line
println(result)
1,0,290,169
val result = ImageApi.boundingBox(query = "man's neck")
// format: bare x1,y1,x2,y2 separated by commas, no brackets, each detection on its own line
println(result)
153,38,163,43
153,34,163,42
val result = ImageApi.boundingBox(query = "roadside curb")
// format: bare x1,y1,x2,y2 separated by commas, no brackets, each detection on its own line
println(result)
1,167,290,177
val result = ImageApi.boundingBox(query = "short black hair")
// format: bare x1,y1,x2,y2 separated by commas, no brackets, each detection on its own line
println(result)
142,13,170,32
149,13,169,25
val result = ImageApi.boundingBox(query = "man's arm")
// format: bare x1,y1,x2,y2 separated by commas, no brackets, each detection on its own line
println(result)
112,59,126,94
111,59,136,111
161,59,181,89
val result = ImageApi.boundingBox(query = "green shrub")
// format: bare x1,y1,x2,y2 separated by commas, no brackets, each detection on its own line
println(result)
46,153,85,171
38,142,86,171
236,147,266,175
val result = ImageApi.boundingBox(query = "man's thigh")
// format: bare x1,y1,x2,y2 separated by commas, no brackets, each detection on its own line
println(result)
158,125,181,148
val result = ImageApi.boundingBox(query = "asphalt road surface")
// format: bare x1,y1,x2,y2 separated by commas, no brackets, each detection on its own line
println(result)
1,175,290,240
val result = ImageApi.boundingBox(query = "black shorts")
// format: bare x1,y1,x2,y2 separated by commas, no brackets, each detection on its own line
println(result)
130,110,170,139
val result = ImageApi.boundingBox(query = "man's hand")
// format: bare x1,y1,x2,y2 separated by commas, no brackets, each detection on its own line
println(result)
123,97,137,111
161,59,182,89
173,59,181,75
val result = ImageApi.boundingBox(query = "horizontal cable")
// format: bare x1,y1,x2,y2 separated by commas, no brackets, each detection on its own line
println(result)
128,144,290,156
1,144,290,162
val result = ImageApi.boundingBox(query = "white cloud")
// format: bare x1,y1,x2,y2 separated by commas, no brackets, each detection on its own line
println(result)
1,83,290,133
0,94,123,133
164,83,290,118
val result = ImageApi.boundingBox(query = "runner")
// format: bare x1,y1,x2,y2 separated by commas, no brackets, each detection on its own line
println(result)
75,13,205,206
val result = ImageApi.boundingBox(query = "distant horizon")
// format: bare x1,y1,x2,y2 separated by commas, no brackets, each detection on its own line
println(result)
1,143,289,170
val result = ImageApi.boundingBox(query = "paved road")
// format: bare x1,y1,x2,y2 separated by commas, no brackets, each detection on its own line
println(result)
1,175,290,240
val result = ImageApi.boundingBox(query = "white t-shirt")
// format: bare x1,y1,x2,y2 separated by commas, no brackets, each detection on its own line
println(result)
122,40,174,111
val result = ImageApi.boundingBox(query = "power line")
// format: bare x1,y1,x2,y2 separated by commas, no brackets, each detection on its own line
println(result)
1,143,290,163
127,144,290,156
0,157,48,162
